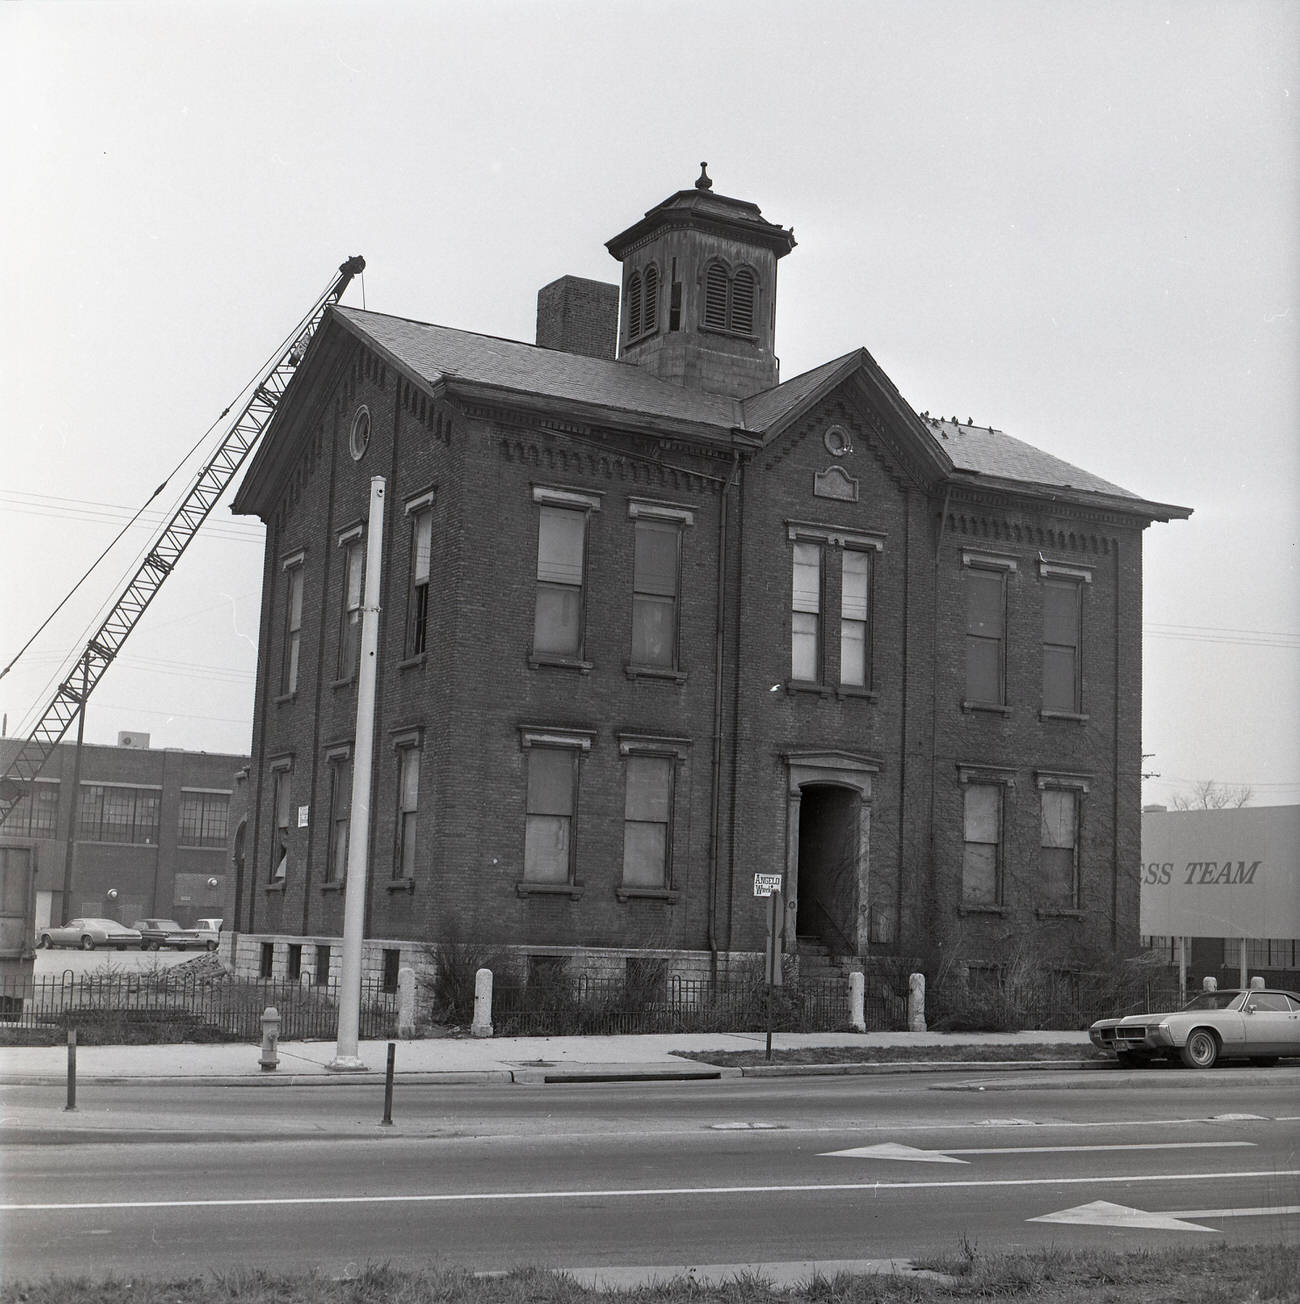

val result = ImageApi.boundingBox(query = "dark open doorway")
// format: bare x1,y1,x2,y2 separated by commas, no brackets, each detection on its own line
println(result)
795,784,859,954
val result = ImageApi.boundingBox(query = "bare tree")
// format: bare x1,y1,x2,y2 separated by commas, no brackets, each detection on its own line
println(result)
1171,779,1254,811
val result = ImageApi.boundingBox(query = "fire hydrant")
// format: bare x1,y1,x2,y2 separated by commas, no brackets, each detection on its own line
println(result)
259,1006,280,1072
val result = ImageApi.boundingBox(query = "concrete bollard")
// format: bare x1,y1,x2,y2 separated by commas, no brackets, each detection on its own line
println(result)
848,971,866,1033
259,1006,280,1071
397,966,416,1039
470,967,494,1039
908,972,927,1033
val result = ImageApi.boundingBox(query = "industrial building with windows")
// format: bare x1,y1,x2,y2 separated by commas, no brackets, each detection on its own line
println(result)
0,733,246,932
225,168,1190,989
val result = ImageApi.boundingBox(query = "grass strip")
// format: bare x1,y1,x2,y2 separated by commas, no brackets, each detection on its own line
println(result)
672,1042,1105,1067
3,1243,1297,1302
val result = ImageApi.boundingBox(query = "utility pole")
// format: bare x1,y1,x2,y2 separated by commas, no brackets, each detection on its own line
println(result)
328,477,386,1072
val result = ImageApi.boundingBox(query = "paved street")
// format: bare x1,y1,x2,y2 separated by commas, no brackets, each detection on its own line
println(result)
3,1069,1297,1282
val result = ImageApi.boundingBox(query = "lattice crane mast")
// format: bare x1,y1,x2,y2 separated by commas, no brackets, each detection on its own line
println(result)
0,256,366,828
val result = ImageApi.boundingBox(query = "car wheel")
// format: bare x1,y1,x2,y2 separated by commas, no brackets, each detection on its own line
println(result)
206,940,218,951
149,942,161,951
80,935,96,951
140,941,151,950
1250,1057,1279,1067
36,934,51,949
1180,1028,1220,1069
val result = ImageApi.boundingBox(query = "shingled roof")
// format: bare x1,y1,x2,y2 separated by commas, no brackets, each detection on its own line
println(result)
327,306,1188,520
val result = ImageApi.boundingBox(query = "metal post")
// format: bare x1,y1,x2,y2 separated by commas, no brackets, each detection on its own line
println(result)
766,889,782,1061
64,1028,77,1111
381,1042,395,1126
329,477,386,1072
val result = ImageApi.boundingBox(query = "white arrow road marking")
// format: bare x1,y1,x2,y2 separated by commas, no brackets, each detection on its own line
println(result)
821,1141,1254,1163
6,1169,1298,1213
1030,1201,1217,1232
821,1143,969,1164
1031,1201,1300,1232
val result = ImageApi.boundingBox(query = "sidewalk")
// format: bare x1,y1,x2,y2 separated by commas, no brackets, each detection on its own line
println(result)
0,1029,1111,1143
0,1026,1095,1087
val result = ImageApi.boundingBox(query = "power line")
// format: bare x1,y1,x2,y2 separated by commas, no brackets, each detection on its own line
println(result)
0,490,262,543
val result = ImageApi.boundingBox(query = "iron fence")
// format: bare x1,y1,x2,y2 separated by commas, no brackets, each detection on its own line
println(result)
0,970,397,1042
492,971,904,1037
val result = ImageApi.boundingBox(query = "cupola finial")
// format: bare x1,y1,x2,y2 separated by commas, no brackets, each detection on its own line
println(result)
695,162,712,191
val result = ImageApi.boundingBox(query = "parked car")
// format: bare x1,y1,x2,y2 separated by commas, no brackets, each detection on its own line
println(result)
132,918,216,951
192,918,223,948
35,918,143,951
1089,986,1300,1068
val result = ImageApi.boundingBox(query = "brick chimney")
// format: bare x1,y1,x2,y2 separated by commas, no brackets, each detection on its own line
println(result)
536,275,619,360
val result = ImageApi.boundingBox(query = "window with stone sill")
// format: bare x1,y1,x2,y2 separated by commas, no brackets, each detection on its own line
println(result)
518,727,593,895
963,551,1016,709
1036,771,1090,912
336,527,365,682
788,523,883,690
392,732,422,884
268,759,293,884
628,499,693,677
278,552,305,697
405,492,435,659
531,486,601,667
1040,560,1091,717
325,747,351,886
958,765,1015,909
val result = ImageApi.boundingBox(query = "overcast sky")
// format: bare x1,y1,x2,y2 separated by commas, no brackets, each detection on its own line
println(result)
2,0,1297,809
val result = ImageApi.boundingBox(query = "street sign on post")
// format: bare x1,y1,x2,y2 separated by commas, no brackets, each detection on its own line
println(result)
763,887,784,987
762,885,783,1061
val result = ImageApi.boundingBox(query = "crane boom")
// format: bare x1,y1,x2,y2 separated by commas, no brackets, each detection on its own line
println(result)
0,256,365,827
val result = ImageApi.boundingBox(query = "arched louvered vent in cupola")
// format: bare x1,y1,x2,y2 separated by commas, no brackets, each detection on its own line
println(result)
731,267,756,335
627,273,643,343
642,264,658,336
704,262,730,331
703,260,758,337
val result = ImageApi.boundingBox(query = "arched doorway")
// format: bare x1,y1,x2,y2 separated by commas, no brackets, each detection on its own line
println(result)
796,784,859,951
782,751,879,959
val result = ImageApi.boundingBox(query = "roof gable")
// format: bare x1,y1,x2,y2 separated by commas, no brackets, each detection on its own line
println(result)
234,305,1190,526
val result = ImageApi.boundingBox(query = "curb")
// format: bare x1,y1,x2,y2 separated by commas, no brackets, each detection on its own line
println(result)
0,1058,1099,1089
738,1057,1105,1077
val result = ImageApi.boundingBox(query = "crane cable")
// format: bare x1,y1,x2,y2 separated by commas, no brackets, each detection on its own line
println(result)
0,269,344,699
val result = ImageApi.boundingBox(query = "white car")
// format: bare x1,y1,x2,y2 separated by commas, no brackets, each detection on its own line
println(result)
1089,987,1300,1068
35,918,143,951
193,917,223,948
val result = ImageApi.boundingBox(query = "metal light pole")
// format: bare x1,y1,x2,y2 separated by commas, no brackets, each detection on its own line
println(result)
328,476,385,1072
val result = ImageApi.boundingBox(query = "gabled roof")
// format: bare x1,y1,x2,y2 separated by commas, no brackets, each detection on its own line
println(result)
334,306,745,436
235,305,1190,524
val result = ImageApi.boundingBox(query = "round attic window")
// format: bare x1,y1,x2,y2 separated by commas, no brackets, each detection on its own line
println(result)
349,406,371,461
823,424,853,457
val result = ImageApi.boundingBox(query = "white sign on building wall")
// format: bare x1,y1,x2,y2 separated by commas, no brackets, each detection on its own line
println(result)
1140,805,1300,939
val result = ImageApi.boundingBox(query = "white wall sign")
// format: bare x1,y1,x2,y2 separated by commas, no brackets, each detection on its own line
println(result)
1140,806,1300,938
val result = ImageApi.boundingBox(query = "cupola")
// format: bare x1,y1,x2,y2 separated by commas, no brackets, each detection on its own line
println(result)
605,164,796,399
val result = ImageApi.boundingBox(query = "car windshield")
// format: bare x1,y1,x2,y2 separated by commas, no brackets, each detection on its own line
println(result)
1181,991,1245,1012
